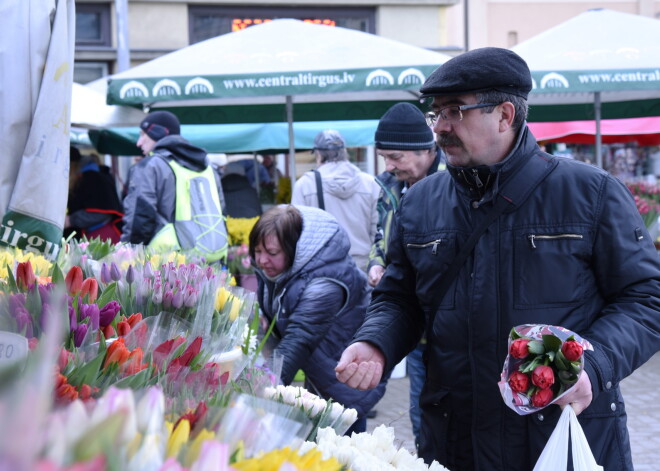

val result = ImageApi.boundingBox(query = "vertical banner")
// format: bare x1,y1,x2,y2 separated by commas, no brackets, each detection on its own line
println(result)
0,0,75,259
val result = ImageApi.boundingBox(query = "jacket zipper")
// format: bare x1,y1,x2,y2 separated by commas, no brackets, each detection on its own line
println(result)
528,233,583,249
407,239,443,255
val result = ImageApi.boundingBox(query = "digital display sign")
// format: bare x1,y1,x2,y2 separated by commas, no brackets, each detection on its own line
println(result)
232,18,336,31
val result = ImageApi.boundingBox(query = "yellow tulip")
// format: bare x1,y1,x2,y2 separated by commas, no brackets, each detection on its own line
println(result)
215,287,231,311
229,298,242,322
166,419,190,458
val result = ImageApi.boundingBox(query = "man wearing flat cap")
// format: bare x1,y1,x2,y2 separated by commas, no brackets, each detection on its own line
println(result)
122,110,228,262
337,47,660,470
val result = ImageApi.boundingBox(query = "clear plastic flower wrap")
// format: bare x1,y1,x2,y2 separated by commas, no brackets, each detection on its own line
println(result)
498,324,594,415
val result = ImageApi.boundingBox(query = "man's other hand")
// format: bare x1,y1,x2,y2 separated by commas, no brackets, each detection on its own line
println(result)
336,341,385,390
368,265,385,287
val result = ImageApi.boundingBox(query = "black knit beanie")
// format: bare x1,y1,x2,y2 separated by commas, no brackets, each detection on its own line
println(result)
140,110,180,141
375,103,435,150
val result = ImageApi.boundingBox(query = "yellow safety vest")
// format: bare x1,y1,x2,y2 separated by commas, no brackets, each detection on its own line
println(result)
149,159,228,262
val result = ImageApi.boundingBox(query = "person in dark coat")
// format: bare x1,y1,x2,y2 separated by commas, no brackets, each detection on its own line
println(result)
336,47,660,470
66,147,123,242
250,204,386,434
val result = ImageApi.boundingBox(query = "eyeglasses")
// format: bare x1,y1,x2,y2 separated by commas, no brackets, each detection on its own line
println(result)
425,103,501,126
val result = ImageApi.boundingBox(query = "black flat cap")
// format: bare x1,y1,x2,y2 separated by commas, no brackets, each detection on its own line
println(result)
420,47,532,99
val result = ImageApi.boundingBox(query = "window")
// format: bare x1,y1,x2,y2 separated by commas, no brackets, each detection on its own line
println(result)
76,3,111,47
74,62,109,84
189,6,375,44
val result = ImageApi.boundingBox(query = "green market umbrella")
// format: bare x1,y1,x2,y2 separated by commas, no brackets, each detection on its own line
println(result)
511,8,660,166
89,120,381,156
106,19,451,177
0,0,75,259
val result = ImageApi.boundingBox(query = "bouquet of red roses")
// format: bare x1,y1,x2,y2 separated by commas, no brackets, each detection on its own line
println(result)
498,324,594,415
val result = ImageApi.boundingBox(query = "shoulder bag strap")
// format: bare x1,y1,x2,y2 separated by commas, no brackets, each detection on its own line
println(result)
428,152,558,322
313,170,325,210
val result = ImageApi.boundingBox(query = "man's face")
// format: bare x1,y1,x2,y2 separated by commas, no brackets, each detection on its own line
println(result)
378,148,435,186
136,130,157,156
429,94,504,168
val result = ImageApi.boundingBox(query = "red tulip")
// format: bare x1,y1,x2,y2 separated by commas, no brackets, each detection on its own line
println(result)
16,261,36,290
116,320,131,337
532,365,555,390
561,340,584,362
176,337,203,367
65,266,83,295
508,371,530,394
531,388,554,408
122,347,147,376
509,339,530,359
103,338,130,368
126,313,143,328
80,278,99,303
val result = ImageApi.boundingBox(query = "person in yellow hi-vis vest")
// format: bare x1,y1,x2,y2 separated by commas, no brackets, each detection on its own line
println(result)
121,111,228,262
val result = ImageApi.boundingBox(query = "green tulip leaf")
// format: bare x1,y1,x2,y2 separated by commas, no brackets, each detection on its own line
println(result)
542,334,562,353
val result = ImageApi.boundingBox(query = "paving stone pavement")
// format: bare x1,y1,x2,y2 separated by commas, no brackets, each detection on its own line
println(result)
367,352,660,469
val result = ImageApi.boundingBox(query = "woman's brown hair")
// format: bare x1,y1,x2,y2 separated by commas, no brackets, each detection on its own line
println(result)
249,205,303,269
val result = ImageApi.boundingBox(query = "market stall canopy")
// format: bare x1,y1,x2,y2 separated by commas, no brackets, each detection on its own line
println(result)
72,82,144,129
105,18,452,124
512,8,660,123
528,117,660,146
89,119,380,156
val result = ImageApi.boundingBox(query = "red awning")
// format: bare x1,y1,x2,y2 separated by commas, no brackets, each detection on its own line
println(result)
528,117,660,146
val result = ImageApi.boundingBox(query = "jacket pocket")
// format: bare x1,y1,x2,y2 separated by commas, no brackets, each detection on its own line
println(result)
404,233,457,309
513,227,592,308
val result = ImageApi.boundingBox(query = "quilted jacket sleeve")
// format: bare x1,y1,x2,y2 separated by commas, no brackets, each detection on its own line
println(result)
276,278,345,384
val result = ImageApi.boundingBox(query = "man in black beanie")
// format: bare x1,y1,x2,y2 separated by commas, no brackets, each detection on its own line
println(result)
338,47,660,471
122,110,228,262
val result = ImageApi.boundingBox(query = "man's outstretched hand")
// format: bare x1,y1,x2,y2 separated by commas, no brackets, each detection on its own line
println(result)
335,341,386,390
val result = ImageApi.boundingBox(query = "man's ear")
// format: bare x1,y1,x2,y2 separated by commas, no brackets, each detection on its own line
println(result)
498,102,516,132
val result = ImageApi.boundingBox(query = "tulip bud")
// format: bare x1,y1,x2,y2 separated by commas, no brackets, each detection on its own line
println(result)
99,300,121,327
126,313,143,328
79,303,100,331
117,320,131,337
126,265,135,285
561,340,584,362
143,261,154,279
531,388,554,408
100,263,112,284
110,262,121,282
162,290,173,309
73,323,89,348
508,371,530,394
16,261,36,290
80,278,99,303
171,290,183,309
65,266,84,295
509,339,531,359
531,365,555,390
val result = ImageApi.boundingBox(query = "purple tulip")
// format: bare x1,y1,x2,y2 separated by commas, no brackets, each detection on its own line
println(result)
183,286,198,308
162,290,173,309
68,303,78,330
9,293,26,314
99,300,121,327
38,283,51,305
73,324,88,348
79,303,100,331
100,263,112,284
14,307,33,338
110,262,121,282
172,290,183,309
126,265,135,284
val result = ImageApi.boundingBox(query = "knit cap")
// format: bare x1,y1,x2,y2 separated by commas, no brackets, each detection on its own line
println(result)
375,103,435,151
140,110,180,141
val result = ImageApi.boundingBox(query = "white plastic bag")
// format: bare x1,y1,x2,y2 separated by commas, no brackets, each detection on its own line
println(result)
533,405,604,471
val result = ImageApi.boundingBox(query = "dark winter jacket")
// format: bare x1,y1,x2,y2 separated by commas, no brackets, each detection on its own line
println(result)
355,125,660,470
369,149,446,270
121,135,225,244
255,205,386,417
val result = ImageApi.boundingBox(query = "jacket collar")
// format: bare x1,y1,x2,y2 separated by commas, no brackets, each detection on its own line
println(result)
446,124,538,202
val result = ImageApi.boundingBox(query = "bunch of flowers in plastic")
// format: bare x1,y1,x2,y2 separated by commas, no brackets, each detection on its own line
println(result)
498,324,593,415
262,384,358,441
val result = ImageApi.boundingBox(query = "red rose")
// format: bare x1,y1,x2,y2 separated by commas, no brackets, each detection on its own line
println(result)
532,365,555,390
508,371,530,394
561,340,584,362
531,388,554,407
509,339,531,359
